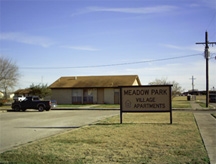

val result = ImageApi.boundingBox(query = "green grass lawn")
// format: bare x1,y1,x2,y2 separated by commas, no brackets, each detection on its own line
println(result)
57,96,193,109
0,95,211,111
172,96,191,108
0,112,209,164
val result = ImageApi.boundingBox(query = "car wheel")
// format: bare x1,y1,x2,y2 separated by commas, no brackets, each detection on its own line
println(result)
46,108,51,111
38,106,44,112
14,106,20,111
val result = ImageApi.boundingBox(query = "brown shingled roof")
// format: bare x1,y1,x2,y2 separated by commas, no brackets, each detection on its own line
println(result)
49,75,141,88
14,88,32,94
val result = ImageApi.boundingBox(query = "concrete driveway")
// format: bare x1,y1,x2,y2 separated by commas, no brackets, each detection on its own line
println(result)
0,110,119,153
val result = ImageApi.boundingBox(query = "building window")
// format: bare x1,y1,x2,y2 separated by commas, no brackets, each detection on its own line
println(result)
72,96,82,104
83,89,93,104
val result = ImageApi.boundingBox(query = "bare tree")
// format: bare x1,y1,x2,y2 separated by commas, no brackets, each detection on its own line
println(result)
0,56,20,99
149,78,184,99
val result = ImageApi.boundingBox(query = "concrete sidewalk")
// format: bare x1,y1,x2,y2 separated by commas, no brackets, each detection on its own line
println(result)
191,101,216,164
190,101,203,110
194,113,216,164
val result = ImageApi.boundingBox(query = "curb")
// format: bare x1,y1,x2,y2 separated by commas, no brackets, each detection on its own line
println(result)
1,108,216,113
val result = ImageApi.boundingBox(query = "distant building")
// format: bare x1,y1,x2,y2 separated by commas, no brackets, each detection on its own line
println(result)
49,75,141,104
0,91,4,98
14,88,32,97
0,91,14,99
182,90,216,96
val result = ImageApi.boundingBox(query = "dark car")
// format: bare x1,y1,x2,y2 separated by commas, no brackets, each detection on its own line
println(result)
12,96,51,112
209,94,216,103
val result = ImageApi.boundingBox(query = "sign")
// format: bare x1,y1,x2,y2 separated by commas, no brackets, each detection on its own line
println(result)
121,85,171,112
120,85,172,123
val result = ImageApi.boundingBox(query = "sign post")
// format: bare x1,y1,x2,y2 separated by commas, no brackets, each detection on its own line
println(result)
120,85,172,124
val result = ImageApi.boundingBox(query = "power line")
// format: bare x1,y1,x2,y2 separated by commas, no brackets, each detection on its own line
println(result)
196,31,216,108
206,11,216,40
20,53,201,70
207,11,216,31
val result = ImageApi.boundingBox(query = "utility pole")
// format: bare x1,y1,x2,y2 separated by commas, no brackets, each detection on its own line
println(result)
190,76,196,92
196,31,216,107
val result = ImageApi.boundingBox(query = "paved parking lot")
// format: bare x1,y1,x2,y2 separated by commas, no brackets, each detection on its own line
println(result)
0,110,119,153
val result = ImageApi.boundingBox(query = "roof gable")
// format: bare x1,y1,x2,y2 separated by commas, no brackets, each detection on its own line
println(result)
49,75,141,88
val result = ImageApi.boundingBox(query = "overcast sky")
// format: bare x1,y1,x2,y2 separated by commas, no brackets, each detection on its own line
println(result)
0,0,216,92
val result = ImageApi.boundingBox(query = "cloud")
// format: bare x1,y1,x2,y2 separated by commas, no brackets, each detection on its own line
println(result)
161,43,216,53
0,32,54,47
115,60,215,90
60,45,100,51
161,44,185,50
201,0,216,9
71,5,177,16
88,5,176,14
186,1,216,9
188,3,201,8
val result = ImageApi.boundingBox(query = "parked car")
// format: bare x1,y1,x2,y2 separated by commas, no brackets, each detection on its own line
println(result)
51,100,57,108
11,96,51,112
209,94,216,103
13,96,26,101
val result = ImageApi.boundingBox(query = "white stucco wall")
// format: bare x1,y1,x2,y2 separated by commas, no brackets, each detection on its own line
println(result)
72,89,83,97
104,88,114,104
92,88,97,103
72,89,83,103
0,92,3,98
51,89,72,104
132,79,139,85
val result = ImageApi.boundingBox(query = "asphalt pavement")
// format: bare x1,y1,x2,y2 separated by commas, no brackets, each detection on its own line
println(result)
0,110,119,153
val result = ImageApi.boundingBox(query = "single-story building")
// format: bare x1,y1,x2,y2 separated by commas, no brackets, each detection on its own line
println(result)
14,88,32,97
0,91,4,98
49,75,141,104
0,91,14,99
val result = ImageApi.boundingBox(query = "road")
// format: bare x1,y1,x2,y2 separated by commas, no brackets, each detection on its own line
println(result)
0,110,119,153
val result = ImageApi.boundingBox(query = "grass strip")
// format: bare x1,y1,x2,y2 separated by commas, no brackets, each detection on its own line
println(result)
0,95,209,111
0,112,209,164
